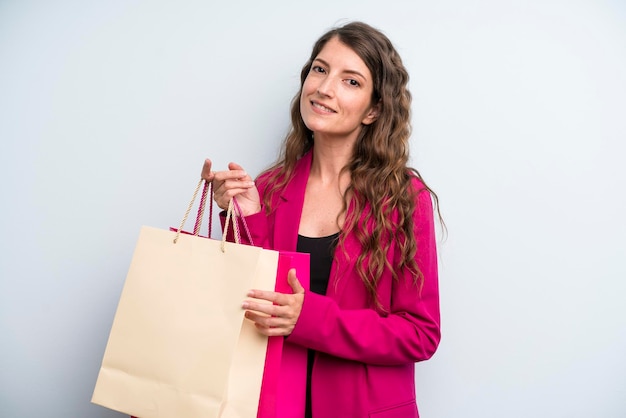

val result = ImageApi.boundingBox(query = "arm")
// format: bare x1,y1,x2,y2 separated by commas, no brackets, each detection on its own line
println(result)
288,187,441,365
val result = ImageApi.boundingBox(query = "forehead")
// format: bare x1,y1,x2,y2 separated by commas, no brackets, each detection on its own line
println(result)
314,37,372,79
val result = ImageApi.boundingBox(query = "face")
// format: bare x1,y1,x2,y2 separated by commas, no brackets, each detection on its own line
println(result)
300,37,379,142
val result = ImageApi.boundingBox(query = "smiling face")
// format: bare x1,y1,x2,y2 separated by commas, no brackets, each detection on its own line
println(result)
299,37,379,144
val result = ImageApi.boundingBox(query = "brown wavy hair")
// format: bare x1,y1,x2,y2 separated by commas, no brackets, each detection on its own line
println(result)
261,21,441,308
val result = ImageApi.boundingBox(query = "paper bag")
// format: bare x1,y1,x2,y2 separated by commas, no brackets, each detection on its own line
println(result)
92,181,279,417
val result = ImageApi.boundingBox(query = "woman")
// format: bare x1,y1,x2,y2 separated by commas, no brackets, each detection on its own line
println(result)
203,21,440,418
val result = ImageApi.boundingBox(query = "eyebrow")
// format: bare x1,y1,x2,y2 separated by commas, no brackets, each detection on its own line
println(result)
313,58,367,80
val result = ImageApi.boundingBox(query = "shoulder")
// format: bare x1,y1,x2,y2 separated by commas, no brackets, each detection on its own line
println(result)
255,152,312,193
255,167,280,190
407,170,427,191
406,171,435,214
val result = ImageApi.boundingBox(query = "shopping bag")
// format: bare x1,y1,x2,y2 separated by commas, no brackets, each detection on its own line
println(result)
92,180,279,417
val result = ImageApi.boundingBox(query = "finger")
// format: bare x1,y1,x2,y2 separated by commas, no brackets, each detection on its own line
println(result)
212,176,255,207
201,158,214,181
228,162,245,172
252,323,290,337
212,179,254,198
212,162,250,182
213,169,249,182
245,310,292,327
287,268,305,294
245,312,294,337
219,179,256,192
246,288,277,301
219,186,256,200
242,298,282,316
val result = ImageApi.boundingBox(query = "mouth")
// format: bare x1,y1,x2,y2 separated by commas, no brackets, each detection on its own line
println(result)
311,101,336,113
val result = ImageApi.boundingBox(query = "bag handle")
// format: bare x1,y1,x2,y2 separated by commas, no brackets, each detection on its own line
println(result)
221,192,255,250
173,178,254,249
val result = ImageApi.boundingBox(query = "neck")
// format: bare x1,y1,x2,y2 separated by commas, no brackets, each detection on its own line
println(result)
310,135,354,186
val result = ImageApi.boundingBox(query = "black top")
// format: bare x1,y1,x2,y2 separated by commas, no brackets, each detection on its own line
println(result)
297,232,339,418
296,232,339,296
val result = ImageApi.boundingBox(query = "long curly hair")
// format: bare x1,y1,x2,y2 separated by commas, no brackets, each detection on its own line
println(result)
262,21,440,307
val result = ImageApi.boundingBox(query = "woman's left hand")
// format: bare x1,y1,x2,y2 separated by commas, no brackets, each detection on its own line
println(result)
242,268,305,336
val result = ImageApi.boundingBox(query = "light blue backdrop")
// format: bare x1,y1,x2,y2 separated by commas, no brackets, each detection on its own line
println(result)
1,0,625,417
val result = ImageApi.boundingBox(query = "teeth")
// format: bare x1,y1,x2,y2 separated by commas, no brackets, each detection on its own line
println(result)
313,102,334,112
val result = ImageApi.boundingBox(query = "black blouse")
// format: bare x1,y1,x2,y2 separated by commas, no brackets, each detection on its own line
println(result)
296,232,339,296
297,232,339,418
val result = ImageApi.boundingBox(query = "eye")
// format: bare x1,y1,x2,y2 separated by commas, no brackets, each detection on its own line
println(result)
311,65,326,74
346,79,360,87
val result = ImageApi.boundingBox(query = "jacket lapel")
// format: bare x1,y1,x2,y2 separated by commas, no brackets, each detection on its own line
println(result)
272,152,312,252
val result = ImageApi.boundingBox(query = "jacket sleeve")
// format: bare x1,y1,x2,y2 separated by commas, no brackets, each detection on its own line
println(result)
287,186,441,366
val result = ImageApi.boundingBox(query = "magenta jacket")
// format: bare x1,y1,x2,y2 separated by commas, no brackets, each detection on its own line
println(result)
233,151,440,417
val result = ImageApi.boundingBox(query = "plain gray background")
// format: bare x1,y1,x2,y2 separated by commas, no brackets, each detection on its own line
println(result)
1,0,625,417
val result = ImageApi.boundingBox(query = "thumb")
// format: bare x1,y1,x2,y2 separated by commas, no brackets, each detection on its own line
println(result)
287,268,304,294
201,158,214,181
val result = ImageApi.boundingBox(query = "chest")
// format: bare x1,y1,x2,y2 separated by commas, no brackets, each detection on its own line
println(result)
298,180,345,237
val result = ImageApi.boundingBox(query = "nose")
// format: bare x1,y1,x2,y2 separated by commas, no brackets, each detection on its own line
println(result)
316,76,334,97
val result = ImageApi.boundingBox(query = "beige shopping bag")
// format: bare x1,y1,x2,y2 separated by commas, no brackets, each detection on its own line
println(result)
92,180,278,417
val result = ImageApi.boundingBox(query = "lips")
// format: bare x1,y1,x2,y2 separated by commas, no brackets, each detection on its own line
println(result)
311,100,336,113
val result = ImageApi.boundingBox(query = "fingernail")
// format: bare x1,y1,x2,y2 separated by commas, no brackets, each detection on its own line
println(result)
242,301,249,309
247,290,254,297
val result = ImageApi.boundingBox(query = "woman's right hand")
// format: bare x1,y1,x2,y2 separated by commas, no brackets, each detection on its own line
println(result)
201,159,261,216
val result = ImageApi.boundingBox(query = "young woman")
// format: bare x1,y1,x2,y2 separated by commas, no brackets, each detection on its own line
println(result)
203,21,441,418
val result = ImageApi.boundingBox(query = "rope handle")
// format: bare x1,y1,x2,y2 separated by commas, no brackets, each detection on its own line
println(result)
173,178,255,250
173,179,208,243
232,197,254,246
192,180,211,236
221,195,255,250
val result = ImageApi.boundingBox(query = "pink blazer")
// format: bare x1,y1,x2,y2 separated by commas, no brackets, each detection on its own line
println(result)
233,151,440,417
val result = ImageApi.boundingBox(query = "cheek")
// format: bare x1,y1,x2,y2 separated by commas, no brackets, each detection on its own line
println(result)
299,78,316,114
301,76,316,97
299,89,307,117
299,88,313,130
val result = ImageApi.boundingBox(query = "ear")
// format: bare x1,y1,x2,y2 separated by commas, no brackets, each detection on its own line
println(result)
362,101,381,125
